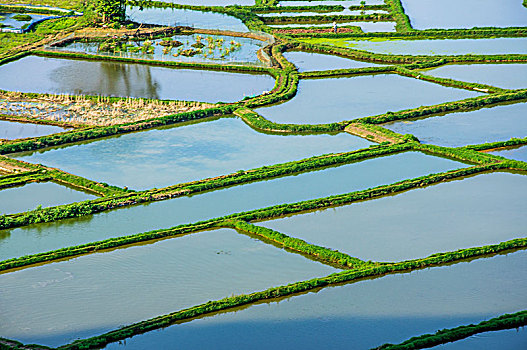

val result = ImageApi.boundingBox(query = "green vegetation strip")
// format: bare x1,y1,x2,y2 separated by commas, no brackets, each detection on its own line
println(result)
385,0,412,32
226,220,367,268
0,170,50,190
0,164,503,269
377,310,527,350
54,238,527,350
464,137,527,151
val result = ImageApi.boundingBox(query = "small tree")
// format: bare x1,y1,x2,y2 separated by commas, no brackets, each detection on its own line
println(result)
95,0,150,23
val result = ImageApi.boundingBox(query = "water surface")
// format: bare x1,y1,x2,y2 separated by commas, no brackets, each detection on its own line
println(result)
259,172,527,261
2,150,469,260
0,12,49,31
422,64,527,90
12,117,370,190
154,0,255,5
0,56,274,103
55,33,267,66
102,250,527,350
489,146,527,162
0,228,337,347
401,0,527,29
306,38,527,56
429,327,527,350
126,6,248,32
260,10,388,17
0,119,68,140
279,0,386,6
256,74,480,124
384,102,527,148
268,21,396,32
283,51,382,72
0,182,97,215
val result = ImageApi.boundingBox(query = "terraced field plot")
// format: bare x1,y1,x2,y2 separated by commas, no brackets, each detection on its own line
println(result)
1,0,526,349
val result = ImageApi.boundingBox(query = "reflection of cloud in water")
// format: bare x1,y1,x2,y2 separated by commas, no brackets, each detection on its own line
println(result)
51,61,160,99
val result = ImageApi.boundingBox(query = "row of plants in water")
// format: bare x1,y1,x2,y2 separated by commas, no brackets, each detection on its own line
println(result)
378,310,527,350
0,170,48,190
0,162,504,267
53,238,527,350
260,13,393,24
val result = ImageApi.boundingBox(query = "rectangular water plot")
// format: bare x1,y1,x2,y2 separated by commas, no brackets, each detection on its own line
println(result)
267,21,396,32
154,0,255,5
300,37,527,56
490,146,527,163
401,0,527,30
51,33,269,66
101,249,527,350
259,172,527,262
0,119,69,140
2,149,469,260
255,74,480,124
421,63,527,90
283,50,383,72
0,56,274,103
384,102,527,148
11,117,371,190
0,181,97,216
126,6,248,32
279,0,386,6
260,9,389,17
0,228,338,347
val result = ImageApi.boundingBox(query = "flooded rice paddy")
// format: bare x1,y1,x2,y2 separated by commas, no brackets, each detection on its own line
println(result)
279,1,386,6
0,182,97,215
53,33,268,66
259,172,527,262
308,37,527,56
0,56,274,103
255,74,481,124
401,0,527,30
0,12,49,31
384,102,527,147
0,228,338,347
126,6,248,32
422,63,527,90
0,119,69,140
1,151,467,260
283,51,382,71
267,21,397,32
11,117,371,190
260,10,389,17
102,249,527,350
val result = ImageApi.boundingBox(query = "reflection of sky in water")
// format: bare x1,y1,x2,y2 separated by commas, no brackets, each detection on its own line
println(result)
260,172,527,261
0,228,337,347
402,0,527,29
13,117,370,190
283,51,383,72
384,102,527,147
126,6,248,32
58,34,267,66
102,250,527,350
422,64,527,90
0,12,49,30
330,38,527,55
0,56,274,102
490,146,527,163
0,119,68,140
0,182,96,215
256,74,480,124
268,21,396,32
